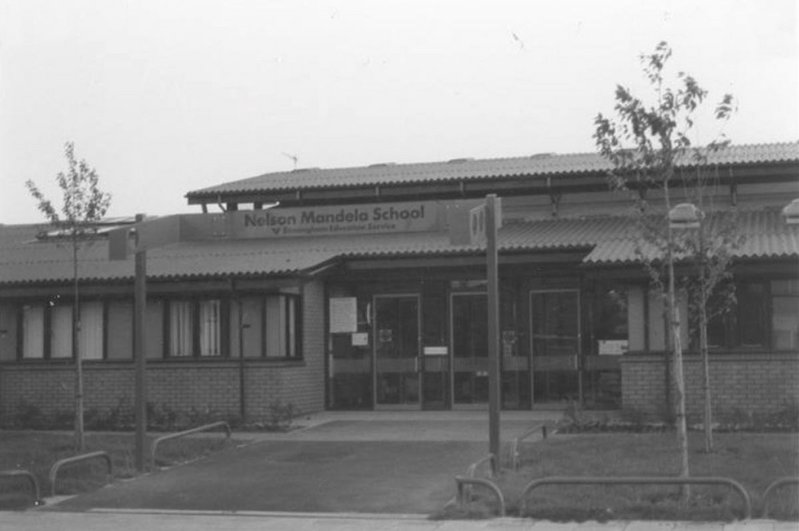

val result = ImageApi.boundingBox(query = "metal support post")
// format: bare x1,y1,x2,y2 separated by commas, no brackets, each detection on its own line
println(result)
134,213,148,471
486,194,501,473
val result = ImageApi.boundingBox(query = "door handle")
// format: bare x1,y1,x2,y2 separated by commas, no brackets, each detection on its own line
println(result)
414,357,419,373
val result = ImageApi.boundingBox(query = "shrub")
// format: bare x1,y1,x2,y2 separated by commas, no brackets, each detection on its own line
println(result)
12,400,46,429
716,401,799,432
147,402,179,431
265,400,296,432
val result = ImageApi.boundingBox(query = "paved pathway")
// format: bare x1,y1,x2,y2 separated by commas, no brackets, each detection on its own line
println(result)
2,509,797,530
42,411,560,514
4,411,795,530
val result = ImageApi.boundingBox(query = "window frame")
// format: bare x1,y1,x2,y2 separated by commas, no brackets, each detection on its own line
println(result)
232,292,303,360
691,278,799,352
17,299,107,361
164,297,229,359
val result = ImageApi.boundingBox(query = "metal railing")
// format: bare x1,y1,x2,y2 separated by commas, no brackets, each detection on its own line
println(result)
519,476,752,520
761,476,799,518
0,469,44,506
455,476,506,516
150,421,231,470
466,453,497,479
508,424,548,470
49,451,113,496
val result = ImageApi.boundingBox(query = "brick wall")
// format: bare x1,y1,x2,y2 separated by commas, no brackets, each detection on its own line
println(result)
0,279,327,424
620,353,799,421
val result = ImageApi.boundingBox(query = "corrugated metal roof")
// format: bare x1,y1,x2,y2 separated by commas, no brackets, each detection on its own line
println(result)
187,142,799,198
1,208,796,284
584,209,799,264
0,226,341,284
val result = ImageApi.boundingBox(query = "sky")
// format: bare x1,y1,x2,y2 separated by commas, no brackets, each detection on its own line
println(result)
1,0,797,224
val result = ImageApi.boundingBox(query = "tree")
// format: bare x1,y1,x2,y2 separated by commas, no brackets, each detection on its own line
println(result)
26,142,112,452
678,167,741,453
593,42,735,487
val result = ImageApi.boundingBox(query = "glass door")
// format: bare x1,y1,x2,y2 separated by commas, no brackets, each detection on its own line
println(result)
373,295,421,408
530,290,581,403
451,293,489,407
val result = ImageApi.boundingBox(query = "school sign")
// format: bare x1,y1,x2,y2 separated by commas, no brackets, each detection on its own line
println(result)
110,201,446,258
237,202,439,237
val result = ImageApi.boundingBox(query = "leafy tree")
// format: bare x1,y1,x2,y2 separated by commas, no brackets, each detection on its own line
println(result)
26,142,112,452
593,42,735,485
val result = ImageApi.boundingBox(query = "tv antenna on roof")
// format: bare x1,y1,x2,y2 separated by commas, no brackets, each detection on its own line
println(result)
281,152,299,169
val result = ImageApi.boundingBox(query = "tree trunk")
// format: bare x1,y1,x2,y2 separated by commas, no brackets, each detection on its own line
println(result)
699,267,713,453
668,274,690,499
665,181,690,500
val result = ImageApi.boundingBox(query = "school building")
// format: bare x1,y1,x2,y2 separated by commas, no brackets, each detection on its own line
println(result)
1,142,797,424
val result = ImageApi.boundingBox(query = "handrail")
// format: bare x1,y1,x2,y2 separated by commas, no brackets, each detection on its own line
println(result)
49,451,112,496
466,453,497,479
761,476,799,518
519,475,752,520
150,421,231,470
455,476,506,517
509,424,548,470
0,469,44,506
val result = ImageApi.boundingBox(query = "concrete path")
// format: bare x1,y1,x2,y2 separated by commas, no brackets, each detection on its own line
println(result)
242,410,563,442
42,411,560,514
2,509,796,530
7,411,795,530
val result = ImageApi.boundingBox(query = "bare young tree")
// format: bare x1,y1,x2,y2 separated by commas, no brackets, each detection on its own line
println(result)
594,42,735,488
26,142,112,452
678,159,741,453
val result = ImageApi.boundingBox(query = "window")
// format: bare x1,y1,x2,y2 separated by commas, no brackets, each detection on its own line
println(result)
231,294,301,359
265,294,301,358
167,298,225,358
738,283,767,347
50,304,72,358
21,301,104,360
696,282,766,350
169,301,194,357
593,284,628,343
199,299,221,357
21,304,44,359
693,279,799,351
79,301,104,360
772,280,799,350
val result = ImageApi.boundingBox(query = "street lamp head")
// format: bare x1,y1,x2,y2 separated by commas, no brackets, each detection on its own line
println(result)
668,203,703,229
782,198,799,225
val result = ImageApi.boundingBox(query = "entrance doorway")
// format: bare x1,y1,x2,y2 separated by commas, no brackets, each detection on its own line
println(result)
373,295,421,409
530,290,581,403
450,293,488,407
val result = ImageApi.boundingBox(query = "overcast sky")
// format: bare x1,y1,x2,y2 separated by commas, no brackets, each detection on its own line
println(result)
1,0,796,224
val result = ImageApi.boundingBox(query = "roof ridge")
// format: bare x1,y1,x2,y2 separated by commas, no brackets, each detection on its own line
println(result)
187,140,799,198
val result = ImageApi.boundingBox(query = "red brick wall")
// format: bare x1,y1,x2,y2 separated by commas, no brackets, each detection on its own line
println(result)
0,279,326,424
621,353,799,420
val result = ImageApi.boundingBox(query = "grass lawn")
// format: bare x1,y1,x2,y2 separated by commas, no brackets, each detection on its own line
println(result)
0,431,237,509
447,431,799,521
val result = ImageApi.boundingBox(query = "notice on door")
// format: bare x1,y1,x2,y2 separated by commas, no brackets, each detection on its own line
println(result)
329,297,358,333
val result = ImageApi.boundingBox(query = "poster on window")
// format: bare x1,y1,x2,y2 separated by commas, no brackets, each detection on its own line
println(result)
598,339,628,355
329,297,358,333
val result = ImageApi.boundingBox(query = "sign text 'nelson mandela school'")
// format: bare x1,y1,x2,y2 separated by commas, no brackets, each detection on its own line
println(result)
239,202,439,237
